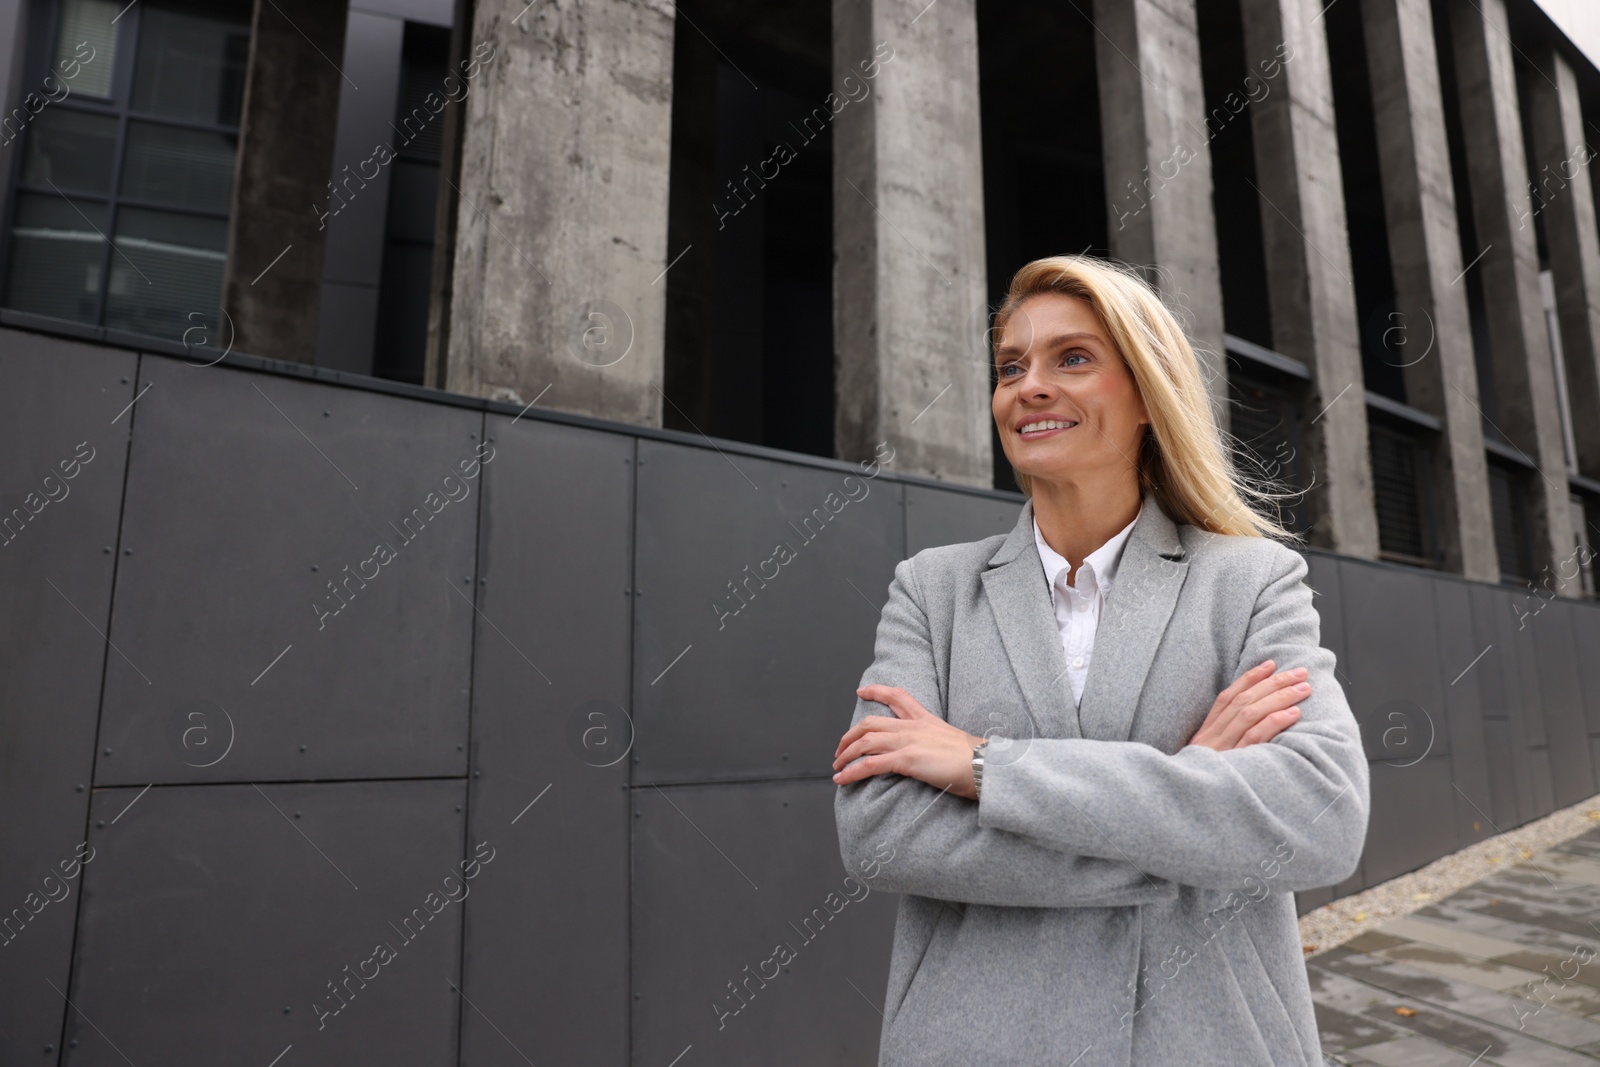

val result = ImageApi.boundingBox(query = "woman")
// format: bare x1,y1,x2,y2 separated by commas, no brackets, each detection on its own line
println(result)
831,254,1370,1067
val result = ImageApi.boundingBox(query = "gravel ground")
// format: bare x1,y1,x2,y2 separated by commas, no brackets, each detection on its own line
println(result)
1299,791,1600,959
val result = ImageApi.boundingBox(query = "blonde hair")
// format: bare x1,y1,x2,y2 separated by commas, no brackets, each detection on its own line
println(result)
992,254,1296,540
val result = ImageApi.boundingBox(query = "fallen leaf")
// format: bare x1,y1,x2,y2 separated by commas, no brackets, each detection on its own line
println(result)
1489,898,1500,906
1586,810,1600,821
1486,856,1502,863
1412,892,1433,901
1520,848,1533,858
1303,944,1318,954
1394,1007,1417,1017
1353,912,1368,922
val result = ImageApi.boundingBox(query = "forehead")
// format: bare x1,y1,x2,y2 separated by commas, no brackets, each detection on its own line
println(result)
995,293,1108,356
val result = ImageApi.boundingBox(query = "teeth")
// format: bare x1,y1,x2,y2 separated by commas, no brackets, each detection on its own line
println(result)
1020,420,1076,434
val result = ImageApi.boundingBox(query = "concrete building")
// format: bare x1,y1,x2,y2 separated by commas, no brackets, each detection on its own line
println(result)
3,0,1599,592
6,2,1600,1063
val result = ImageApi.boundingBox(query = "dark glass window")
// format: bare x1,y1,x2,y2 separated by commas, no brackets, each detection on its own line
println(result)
1369,420,1440,566
371,22,451,386
1488,461,1533,583
2,0,251,343
1228,371,1307,532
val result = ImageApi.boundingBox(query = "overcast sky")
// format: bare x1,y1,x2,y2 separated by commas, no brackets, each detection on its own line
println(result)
1532,0,1600,73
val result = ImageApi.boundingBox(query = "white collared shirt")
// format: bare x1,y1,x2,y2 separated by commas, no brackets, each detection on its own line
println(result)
1033,511,1139,706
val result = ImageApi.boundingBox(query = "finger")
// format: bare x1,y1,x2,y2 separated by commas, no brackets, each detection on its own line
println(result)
1235,667,1308,711
834,715,895,759
833,722,916,770
834,729,897,771
858,684,928,720
1206,661,1276,722
1236,707,1300,747
832,748,908,790
1198,661,1279,742
1218,684,1309,748
833,753,893,786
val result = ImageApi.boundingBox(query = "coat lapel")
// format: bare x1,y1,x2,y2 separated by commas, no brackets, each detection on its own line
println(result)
980,502,1080,741
980,492,1189,745
1076,494,1189,742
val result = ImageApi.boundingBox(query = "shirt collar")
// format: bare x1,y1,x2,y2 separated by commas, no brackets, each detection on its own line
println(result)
1033,510,1139,596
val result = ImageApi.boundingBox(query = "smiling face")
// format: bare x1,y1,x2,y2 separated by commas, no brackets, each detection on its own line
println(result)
992,292,1151,492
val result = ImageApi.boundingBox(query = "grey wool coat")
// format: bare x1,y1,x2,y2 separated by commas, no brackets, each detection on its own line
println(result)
834,492,1371,1067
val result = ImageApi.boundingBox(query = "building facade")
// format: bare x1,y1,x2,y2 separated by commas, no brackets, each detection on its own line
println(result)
3,0,1600,594
5,2,1600,1064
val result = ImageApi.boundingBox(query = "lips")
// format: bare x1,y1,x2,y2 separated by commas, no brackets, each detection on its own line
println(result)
1017,418,1078,439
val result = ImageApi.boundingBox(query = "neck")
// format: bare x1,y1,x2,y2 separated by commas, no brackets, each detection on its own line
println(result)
1029,474,1143,583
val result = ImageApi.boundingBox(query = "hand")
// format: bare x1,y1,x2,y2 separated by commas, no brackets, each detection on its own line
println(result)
1187,659,1308,751
832,684,987,799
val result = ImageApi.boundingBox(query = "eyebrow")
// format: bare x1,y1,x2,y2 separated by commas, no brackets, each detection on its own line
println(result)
995,330,1105,359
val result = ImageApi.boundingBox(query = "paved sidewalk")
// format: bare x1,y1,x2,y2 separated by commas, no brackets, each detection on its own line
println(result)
1312,826,1600,1065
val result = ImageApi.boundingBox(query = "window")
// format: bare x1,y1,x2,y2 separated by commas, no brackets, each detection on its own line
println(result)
1228,371,1307,533
2,0,250,342
1369,420,1440,566
1570,493,1595,598
1488,460,1533,584
372,22,450,386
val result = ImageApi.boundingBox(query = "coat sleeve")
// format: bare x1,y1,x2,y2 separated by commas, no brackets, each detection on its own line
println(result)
974,541,1371,893
833,555,1181,908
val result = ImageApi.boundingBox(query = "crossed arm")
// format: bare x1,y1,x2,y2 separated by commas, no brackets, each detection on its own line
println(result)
832,544,1371,904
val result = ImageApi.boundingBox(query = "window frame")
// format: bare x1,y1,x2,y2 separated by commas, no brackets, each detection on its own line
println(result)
0,0,248,334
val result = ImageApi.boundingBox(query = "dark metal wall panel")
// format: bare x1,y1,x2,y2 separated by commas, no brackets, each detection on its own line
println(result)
1531,601,1596,807
1502,592,1549,748
1362,757,1458,884
1474,584,1538,826
1431,580,1493,850
631,439,903,783
461,415,631,1067
66,780,467,1067
631,779,896,1067
1481,717,1519,830
95,355,480,784
1529,747,1556,816
0,330,136,1065
1338,560,1448,763
1296,886,1334,917
1573,603,1600,737
904,484,1021,556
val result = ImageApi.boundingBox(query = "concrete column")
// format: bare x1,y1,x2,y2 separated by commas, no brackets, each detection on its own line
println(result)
444,0,674,420
833,0,990,483
1094,0,1228,428
1238,0,1379,557
1448,0,1579,595
221,0,349,364
1359,0,1498,582
1524,45,1600,482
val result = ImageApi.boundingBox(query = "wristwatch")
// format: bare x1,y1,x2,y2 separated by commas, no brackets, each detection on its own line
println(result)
971,738,990,800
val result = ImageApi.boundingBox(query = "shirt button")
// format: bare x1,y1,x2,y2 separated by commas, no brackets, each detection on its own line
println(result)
1074,601,1089,613
1071,656,1085,668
